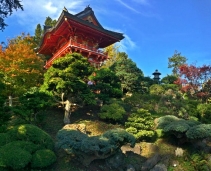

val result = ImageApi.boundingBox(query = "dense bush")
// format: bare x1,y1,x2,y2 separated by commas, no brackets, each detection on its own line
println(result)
0,133,10,147
0,146,32,170
108,98,131,112
1,141,39,153
0,141,37,169
157,115,211,142
89,68,123,101
0,124,56,170
124,93,160,113
98,103,126,122
162,120,199,138
156,92,195,119
31,149,57,168
0,82,12,132
125,108,155,141
7,124,54,149
149,84,165,95
156,115,180,129
56,128,135,166
186,124,211,140
188,152,211,171
197,103,211,123
12,87,53,124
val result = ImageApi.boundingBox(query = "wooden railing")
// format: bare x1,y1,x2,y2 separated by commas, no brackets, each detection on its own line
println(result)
5,96,19,107
69,40,107,56
44,39,108,68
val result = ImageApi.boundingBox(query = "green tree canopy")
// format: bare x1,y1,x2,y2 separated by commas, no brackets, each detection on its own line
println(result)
89,68,122,102
110,52,144,93
40,53,95,124
149,84,165,95
34,24,42,46
168,50,187,76
44,16,57,27
103,44,120,68
161,74,178,84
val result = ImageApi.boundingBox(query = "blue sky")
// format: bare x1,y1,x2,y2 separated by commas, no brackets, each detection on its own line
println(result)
1,0,211,78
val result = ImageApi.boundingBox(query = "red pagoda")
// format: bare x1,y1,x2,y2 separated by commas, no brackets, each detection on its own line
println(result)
38,6,124,69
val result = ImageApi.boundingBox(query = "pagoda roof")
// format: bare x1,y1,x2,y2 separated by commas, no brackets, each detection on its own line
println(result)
74,6,104,28
38,6,124,55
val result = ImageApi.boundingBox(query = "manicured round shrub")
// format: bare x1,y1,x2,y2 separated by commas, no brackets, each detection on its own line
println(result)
31,149,56,168
2,141,39,153
0,146,32,170
156,115,179,129
0,133,10,147
163,120,192,133
125,108,155,141
186,124,211,140
7,124,54,150
98,103,126,122
0,125,56,170
0,141,40,169
56,128,135,166
102,128,136,147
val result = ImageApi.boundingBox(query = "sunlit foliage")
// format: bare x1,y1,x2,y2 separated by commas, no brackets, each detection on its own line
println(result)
0,33,44,96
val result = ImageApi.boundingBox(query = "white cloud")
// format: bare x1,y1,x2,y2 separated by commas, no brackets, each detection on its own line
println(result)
12,0,89,33
104,25,137,52
117,34,136,52
116,0,140,13
44,2,58,14
115,0,158,18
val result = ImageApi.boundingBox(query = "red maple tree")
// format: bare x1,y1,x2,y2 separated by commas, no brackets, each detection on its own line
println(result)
174,64,211,102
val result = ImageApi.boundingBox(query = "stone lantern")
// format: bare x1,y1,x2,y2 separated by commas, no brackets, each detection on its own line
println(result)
152,69,161,83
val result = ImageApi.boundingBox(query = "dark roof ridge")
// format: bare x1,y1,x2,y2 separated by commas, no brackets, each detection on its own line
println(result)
75,5,92,16
39,6,124,48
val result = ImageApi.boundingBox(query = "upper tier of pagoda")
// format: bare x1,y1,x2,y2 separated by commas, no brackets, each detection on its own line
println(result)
37,6,124,69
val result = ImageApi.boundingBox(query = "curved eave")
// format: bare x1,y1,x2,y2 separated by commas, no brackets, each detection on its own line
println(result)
38,10,124,54
75,7,104,28
63,10,124,40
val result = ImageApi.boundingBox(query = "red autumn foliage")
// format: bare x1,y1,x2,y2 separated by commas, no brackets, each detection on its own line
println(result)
174,64,211,102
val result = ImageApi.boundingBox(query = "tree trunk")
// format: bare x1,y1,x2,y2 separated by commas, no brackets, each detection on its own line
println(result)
9,96,12,106
64,100,71,124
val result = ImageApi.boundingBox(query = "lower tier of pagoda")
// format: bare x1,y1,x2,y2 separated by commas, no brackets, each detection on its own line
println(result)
44,39,108,69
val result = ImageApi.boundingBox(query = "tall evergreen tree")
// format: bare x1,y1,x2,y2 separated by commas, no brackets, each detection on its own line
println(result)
44,16,56,27
168,50,187,76
110,52,144,93
34,17,57,46
34,24,42,46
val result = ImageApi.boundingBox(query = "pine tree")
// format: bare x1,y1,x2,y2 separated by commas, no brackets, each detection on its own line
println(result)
110,52,144,93
34,24,42,46
44,16,57,27
168,50,187,76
